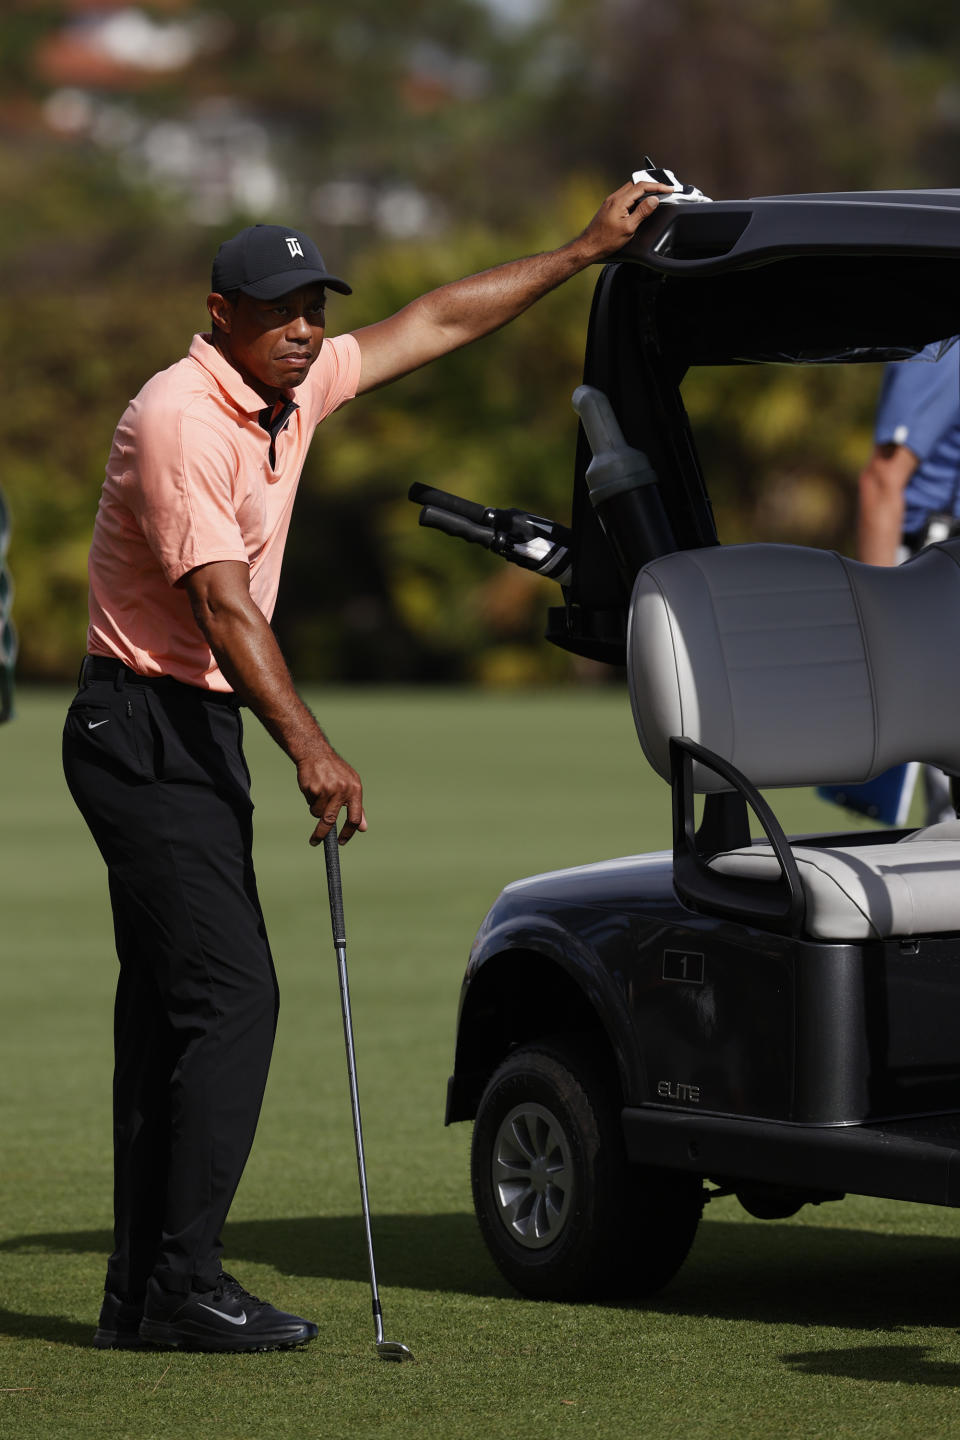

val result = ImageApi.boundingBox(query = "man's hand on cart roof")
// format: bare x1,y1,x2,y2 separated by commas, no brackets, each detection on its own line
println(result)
578,177,673,259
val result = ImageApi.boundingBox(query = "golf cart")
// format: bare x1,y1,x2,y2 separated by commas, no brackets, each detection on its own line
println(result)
410,184,960,1302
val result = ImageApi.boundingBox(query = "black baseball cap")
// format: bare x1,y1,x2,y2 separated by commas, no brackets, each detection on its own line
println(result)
211,224,352,300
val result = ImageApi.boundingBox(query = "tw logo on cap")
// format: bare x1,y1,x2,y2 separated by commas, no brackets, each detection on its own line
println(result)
285,237,304,258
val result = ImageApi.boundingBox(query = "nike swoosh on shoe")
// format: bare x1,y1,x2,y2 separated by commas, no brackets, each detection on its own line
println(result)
196,1304,247,1326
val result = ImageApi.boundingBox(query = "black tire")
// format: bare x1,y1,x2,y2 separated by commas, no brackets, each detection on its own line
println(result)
471,1042,703,1301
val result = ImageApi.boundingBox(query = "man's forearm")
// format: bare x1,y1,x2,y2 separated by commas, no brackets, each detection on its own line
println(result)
406,239,597,350
353,180,667,393
857,443,916,566
200,595,327,761
858,488,904,566
180,561,365,842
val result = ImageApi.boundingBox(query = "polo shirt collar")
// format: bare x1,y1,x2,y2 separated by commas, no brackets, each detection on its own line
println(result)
188,333,296,417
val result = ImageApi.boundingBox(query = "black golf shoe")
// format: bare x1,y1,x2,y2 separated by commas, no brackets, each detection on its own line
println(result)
93,1291,149,1350
139,1273,318,1352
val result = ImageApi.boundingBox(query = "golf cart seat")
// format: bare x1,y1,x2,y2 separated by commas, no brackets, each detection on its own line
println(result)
627,539,960,940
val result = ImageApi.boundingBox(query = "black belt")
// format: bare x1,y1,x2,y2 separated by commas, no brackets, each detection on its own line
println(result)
78,655,240,705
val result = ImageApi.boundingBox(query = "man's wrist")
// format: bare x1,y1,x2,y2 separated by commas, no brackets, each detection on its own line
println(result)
294,733,336,770
555,234,595,275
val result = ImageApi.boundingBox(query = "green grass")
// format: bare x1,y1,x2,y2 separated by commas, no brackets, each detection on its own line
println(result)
1,686,958,1440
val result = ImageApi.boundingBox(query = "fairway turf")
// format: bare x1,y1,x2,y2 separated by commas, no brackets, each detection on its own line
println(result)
2,686,959,1440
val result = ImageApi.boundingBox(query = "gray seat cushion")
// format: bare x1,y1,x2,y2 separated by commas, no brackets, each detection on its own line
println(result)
710,824,960,940
628,540,960,792
627,539,960,938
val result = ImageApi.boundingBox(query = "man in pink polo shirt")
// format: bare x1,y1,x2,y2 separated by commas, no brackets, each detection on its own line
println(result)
61,179,668,1353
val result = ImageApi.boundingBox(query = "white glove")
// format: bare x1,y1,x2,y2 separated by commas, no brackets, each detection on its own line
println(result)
632,159,712,205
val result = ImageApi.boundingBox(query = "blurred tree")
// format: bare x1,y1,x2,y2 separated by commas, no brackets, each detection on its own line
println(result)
836,0,960,50
0,483,15,722
528,0,948,199
0,135,212,677
681,362,878,548
833,0,960,179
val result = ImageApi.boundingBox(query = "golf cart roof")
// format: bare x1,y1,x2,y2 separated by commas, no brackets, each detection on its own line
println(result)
548,186,960,662
621,188,960,275
611,187,960,366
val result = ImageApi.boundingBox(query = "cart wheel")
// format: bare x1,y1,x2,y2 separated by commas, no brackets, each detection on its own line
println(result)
471,1043,703,1301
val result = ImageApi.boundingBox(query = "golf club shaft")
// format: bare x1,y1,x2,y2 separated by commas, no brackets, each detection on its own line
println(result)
322,830,385,1345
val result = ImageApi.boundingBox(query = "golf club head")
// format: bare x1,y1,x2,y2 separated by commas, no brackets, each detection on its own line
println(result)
377,1339,415,1363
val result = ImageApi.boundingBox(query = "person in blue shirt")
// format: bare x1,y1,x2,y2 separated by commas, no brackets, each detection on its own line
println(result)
857,340,960,822
859,341,960,565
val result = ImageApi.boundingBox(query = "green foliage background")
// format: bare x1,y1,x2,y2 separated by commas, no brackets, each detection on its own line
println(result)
2,0,959,683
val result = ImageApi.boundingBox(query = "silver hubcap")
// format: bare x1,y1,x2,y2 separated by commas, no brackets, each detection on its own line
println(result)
491,1101,574,1249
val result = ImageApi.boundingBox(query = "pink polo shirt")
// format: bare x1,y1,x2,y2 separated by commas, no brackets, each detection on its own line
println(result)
87,331,362,691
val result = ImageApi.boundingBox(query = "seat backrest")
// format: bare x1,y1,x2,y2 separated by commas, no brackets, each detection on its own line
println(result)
627,539,960,792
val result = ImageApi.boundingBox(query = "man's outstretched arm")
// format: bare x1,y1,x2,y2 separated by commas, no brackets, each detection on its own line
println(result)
351,179,669,394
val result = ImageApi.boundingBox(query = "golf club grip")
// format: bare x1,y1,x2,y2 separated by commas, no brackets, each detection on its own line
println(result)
419,507,495,548
322,830,346,946
408,482,488,524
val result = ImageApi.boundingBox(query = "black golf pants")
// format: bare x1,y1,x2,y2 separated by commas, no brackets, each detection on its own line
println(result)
62,663,279,1301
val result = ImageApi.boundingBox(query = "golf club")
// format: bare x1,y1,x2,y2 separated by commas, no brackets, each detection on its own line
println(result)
322,828,415,1363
